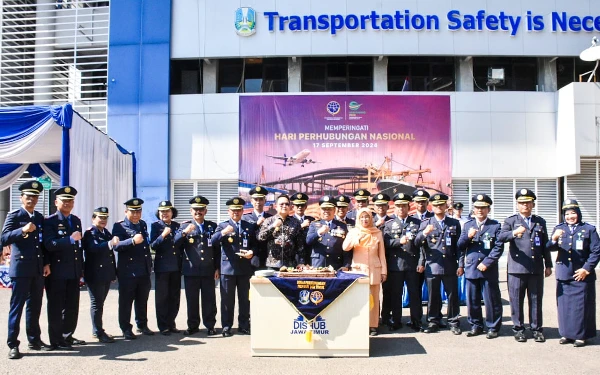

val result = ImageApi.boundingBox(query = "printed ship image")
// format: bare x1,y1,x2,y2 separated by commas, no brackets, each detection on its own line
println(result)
367,156,437,197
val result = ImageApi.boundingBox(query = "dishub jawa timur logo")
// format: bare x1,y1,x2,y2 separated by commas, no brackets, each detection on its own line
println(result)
235,7,256,36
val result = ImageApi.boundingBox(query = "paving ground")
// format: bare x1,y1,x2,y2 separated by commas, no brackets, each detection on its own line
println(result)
0,269,598,375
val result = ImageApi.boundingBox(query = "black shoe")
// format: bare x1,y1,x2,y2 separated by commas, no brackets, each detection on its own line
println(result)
8,347,22,359
169,328,181,334
407,320,422,332
160,329,171,336
438,322,448,329
389,322,403,331
137,327,154,336
123,330,137,340
65,336,87,346
47,342,73,351
423,324,439,334
222,328,233,337
466,328,484,337
559,337,574,345
514,331,527,342
486,331,499,339
183,328,200,336
27,340,50,350
207,329,218,336
573,340,586,347
533,331,545,343
97,333,115,343
238,328,251,335
369,328,379,336
450,326,462,335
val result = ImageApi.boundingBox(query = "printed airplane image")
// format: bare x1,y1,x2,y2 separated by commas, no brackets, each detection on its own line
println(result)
266,149,317,167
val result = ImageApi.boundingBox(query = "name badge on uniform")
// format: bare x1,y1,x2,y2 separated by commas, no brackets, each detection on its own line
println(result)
445,235,452,246
207,238,212,246
534,235,541,247
483,239,491,250
243,239,248,248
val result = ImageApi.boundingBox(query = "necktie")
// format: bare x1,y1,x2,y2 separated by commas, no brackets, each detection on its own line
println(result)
439,220,445,230
67,215,72,228
525,217,531,229
236,222,241,234
199,223,204,233
570,225,574,234
421,214,426,220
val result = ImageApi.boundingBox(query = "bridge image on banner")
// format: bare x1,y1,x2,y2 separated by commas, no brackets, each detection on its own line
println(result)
239,95,451,217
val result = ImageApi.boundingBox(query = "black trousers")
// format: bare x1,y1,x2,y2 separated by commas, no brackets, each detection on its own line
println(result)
155,271,181,331
382,270,423,325
45,278,80,345
507,273,544,332
184,275,217,330
220,274,250,330
7,276,44,348
86,281,111,335
426,274,460,327
118,276,151,332
466,277,502,332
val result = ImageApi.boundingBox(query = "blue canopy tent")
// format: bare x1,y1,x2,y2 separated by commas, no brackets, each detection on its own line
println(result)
0,104,135,229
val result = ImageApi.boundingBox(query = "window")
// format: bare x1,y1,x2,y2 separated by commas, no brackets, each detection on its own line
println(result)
217,58,287,93
388,57,455,91
472,57,538,91
171,180,239,223
170,59,202,95
302,57,373,92
557,57,598,89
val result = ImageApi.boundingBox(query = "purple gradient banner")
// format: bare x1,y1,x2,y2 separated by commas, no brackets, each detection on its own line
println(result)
239,95,451,208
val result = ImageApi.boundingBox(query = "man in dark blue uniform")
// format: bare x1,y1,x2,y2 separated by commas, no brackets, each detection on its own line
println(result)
498,189,552,343
150,200,181,335
458,194,504,339
382,193,422,331
211,197,258,337
415,193,463,335
346,189,371,221
412,189,433,221
242,186,272,268
373,193,393,230
82,207,118,343
112,198,154,339
175,195,219,336
43,186,86,350
306,196,350,269
291,193,315,264
2,181,50,359
334,194,355,226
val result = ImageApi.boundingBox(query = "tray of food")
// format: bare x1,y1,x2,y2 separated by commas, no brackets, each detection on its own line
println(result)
277,265,336,278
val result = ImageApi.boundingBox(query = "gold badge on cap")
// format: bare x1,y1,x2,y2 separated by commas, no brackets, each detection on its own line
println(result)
565,199,571,204
133,199,139,205
378,194,383,199
358,190,364,196
520,189,527,195
418,191,423,196
256,187,262,192
434,195,440,200
233,198,239,204
297,194,302,198
32,182,39,188
399,194,404,198
339,197,345,202
477,194,483,200
65,187,71,193
195,197,201,203
162,201,166,206
324,197,329,201
101,208,107,213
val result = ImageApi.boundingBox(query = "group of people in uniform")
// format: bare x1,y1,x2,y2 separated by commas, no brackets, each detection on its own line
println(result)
2,181,598,359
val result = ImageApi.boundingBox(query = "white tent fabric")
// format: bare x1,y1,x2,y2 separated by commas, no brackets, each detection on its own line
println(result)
40,163,60,184
69,115,133,229
0,118,62,163
0,164,29,191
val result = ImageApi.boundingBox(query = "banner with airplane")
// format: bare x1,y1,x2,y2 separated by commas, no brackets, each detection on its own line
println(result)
239,95,451,215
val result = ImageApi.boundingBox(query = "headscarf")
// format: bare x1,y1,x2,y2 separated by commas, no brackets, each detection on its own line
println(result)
351,208,381,247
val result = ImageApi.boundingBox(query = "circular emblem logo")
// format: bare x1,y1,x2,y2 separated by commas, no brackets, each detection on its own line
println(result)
399,194,404,198
418,191,423,196
58,230,63,235
297,194,302,199
298,290,310,305
565,199,571,204
520,189,527,195
434,195,440,200
32,182,39,188
161,201,166,206
233,198,239,204
358,190,364,196
477,194,483,200
326,101,341,116
339,197,345,202
228,237,234,243
256,187,262,192
378,194,383,199
309,291,324,305
101,207,107,213
65,187,71,193
195,197,201,203
324,197,329,202
133,199,139,205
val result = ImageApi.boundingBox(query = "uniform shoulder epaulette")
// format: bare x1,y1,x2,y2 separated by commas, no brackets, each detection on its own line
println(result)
10,209,20,214
181,220,191,224
117,220,124,223
86,226,93,231
506,214,518,219
465,218,475,223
